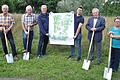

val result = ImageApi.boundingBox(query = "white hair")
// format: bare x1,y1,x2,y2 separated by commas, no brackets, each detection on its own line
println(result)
92,8,99,13
2,4,9,11
26,5,32,11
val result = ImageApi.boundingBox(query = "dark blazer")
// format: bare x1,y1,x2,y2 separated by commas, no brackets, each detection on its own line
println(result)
86,16,105,42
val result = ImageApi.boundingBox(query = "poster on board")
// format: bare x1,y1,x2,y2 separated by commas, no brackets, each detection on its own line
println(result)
49,13,74,45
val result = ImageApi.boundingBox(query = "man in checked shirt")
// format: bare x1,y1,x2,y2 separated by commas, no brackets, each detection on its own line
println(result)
21,5,37,53
0,4,18,60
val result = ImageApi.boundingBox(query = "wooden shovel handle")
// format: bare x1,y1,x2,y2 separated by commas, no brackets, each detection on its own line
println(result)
108,38,112,69
87,31,95,60
3,27,10,53
26,26,30,52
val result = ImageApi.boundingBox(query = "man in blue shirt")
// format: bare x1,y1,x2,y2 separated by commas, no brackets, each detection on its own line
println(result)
67,7,84,61
37,5,49,58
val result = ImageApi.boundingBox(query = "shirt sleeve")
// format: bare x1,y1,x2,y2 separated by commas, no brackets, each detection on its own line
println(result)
21,14,25,23
80,17,84,24
10,14,15,24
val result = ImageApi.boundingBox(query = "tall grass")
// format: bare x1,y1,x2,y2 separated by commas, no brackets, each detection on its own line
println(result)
0,14,119,80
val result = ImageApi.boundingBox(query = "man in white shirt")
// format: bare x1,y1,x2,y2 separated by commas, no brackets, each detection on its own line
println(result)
86,8,105,65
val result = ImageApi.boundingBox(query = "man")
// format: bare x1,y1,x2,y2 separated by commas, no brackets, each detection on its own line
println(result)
37,5,49,58
86,8,105,64
68,7,84,61
0,4,18,60
21,5,37,53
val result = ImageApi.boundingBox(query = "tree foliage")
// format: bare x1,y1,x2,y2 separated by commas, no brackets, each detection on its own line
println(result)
0,0,120,16
0,0,59,13
56,0,120,16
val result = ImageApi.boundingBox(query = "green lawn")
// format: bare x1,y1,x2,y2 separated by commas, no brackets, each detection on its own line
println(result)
0,15,119,80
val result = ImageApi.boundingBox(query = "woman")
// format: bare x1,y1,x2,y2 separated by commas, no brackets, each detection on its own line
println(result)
108,17,120,72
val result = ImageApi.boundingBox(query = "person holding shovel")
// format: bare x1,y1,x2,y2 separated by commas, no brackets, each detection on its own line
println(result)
86,8,105,65
37,5,49,58
108,17,120,72
0,4,18,60
67,7,84,61
21,5,37,54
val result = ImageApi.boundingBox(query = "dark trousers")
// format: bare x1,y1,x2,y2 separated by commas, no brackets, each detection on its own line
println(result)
22,30,34,53
110,47,120,71
0,30,17,57
89,40,102,63
37,34,49,56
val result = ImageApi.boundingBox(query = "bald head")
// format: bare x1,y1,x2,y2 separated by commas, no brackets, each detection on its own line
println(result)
41,5,47,14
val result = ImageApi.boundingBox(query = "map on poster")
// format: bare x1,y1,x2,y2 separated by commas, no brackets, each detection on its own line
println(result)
49,13,74,45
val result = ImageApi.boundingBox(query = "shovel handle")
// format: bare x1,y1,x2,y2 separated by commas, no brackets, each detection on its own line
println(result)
86,21,97,60
87,31,95,60
26,26,30,53
108,38,112,69
3,27,10,53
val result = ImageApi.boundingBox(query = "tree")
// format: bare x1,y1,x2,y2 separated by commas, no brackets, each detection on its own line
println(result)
0,0,119,16
102,0,120,16
56,0,104,15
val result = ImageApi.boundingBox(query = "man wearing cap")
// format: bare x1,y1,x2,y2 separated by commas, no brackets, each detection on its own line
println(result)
0,4,18,60
86,8,105,65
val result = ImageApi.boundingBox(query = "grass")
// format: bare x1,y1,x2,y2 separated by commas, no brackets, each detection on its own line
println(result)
0,14,119,80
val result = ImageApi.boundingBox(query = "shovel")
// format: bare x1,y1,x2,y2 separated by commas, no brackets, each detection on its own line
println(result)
103,37,112,80
82,31,95,70
3,28,14,63
23,26,30,60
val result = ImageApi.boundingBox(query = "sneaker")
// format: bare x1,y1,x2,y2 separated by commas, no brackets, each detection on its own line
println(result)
77,57,81,61
113,69,117,72
14,56,19,61
22,50,26,53
97,61,101,65
90,59,94,62
3,54,6,59
37,55,42,59
67,55,73,59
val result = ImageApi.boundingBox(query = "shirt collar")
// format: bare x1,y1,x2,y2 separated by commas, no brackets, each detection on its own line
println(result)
2,13,9,16
26,13,33,17
93,16,99,19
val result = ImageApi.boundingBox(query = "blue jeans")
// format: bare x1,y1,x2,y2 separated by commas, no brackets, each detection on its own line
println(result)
37,34,49,56
22,30,34,53
70,33,82,58
0,30,17,57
